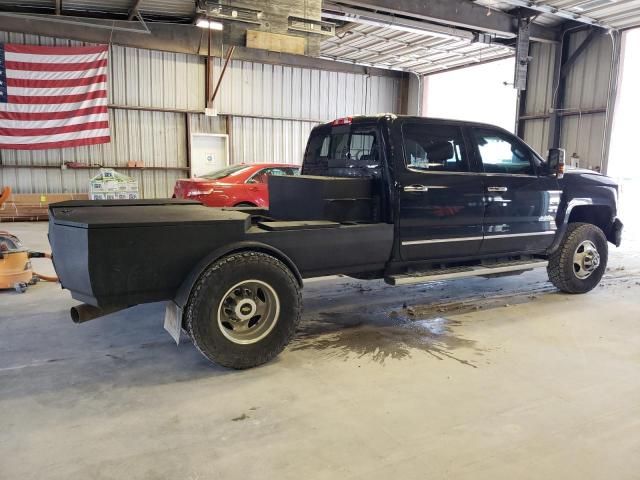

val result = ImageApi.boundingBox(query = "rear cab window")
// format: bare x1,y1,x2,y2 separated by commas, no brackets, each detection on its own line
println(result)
302,123,381,178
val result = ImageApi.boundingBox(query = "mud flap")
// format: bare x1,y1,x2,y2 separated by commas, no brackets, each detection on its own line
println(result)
163,301,183,345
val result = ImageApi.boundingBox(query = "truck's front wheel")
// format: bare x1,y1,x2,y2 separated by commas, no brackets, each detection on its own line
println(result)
547,222,608,293
186,252,302,369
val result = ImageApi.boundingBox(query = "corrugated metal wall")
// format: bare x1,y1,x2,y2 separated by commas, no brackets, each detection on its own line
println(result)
210,58,401,165
0,33,198,197
109,45,205,110
520,30,616,170
0,109,188,198
0,32,402,197
211,58,400,121
231,117,317,165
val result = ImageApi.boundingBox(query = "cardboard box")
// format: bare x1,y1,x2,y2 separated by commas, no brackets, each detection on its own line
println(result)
89,168,139,200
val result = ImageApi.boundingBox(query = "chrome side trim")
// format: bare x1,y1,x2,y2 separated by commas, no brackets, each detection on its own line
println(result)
401,230,556,246
402,236,483,246
483,231,556,239
404,167,540,178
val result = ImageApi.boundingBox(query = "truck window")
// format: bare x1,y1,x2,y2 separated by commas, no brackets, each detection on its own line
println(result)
303,127,380,177
402,123,468,173
473,128,539,175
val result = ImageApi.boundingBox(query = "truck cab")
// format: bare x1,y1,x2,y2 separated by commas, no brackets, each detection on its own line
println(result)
299,114,620,279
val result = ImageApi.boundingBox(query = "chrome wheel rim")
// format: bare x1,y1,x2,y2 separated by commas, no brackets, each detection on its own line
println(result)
217,280,280,345
573,240,600,280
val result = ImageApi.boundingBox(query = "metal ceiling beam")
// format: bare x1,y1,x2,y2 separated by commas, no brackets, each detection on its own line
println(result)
473,0,605,28
325,0,559,42
127,0,143,21
322,4,475,40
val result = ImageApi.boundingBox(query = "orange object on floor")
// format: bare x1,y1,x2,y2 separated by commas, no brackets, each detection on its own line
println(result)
0,186,10,207
0,231,32,291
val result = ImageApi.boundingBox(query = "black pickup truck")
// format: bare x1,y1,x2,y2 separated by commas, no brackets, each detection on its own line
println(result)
49,115,623,369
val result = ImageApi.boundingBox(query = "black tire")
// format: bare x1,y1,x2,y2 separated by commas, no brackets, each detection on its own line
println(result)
234,202,256,207
547,222,608,294
185,252,302,369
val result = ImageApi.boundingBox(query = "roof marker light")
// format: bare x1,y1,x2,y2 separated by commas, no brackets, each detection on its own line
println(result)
331,116,353,126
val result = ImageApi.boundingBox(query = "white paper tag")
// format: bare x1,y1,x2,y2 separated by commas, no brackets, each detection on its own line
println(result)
163,301,183,345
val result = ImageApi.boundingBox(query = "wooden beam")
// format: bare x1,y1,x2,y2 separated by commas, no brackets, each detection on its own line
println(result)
246,30,306,56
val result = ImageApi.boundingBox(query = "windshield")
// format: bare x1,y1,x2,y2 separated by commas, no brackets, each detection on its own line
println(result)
199,165,251,180
303,126,381,178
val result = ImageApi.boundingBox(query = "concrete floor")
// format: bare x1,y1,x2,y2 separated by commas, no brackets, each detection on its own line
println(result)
2,221,640,480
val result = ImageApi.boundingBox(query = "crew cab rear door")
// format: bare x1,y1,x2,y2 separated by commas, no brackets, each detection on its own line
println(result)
397,120,485,261
469,127,560,254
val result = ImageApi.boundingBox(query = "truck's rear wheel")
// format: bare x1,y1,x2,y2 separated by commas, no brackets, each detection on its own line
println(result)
185,252,301,369
547,222,608,294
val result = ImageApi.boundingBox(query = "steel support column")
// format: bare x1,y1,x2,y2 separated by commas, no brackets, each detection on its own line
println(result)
548,29,572,150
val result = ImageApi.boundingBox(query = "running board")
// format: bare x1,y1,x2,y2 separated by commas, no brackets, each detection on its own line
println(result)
385,259,548,286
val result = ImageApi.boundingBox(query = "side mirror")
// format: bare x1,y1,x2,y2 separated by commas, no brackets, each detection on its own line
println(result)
547,148,566,179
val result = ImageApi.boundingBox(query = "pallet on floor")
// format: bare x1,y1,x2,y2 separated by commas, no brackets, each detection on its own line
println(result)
0,193,89,222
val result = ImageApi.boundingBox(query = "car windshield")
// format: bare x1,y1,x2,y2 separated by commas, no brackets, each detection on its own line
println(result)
200,165,251,180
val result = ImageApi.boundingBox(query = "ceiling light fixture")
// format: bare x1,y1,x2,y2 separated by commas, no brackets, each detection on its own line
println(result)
196,18,224,30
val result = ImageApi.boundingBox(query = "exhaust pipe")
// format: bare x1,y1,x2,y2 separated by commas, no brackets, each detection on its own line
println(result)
70,304,124,324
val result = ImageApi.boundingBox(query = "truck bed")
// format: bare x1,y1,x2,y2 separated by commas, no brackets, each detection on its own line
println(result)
49,200,394,309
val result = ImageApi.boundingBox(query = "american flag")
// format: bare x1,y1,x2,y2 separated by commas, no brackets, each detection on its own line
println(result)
0,44,110,150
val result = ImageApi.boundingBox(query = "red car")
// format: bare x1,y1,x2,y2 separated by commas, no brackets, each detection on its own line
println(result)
173,163,301,207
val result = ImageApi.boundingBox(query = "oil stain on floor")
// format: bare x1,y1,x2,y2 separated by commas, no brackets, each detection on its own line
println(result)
291,308,481,367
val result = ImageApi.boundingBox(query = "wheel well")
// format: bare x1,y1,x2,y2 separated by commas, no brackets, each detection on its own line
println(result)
174,243,303,311
225,246,302,286
568,205,614,241
234,201,257,207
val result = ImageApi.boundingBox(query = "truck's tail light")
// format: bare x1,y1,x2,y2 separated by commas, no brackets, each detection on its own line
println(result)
187,189,214,197
331,117,352,126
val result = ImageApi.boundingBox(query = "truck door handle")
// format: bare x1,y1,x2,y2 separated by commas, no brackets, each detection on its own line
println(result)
404,185,430,192
487,186,508,192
